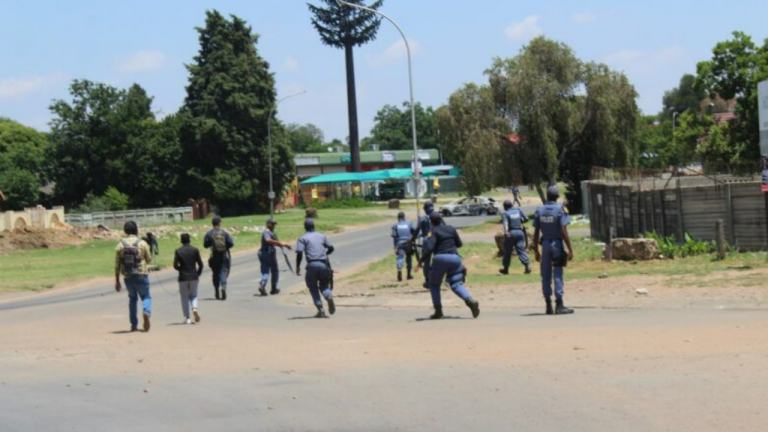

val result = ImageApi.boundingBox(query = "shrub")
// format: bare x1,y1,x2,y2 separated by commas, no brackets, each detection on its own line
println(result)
644,231,714,259
75,187,130,213
305,197,372,210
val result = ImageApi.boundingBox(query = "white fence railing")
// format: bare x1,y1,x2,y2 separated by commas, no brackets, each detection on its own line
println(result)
66,207,193,229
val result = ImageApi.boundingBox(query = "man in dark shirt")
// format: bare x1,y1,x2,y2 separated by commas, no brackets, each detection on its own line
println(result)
173,233,204,324
204,216,234,300
418,212,480,320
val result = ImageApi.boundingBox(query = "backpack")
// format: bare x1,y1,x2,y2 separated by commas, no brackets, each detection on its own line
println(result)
121,239,142,277
211,229,228,254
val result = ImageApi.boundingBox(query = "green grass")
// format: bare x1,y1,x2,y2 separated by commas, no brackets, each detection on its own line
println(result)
0,207,393,293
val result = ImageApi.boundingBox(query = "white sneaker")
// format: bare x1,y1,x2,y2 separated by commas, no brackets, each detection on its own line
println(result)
184,318,192,325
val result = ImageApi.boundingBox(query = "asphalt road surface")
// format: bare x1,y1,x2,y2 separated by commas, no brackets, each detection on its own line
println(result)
1,212,766,432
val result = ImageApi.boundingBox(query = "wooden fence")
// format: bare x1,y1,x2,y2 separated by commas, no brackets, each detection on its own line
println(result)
66,207,193,229
585,179,767,251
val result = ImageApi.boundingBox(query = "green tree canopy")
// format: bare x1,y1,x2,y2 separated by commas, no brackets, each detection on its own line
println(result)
0,118,49,210
662,74,706,120
179,10,293,214
286,123,327,154
365,102,439,152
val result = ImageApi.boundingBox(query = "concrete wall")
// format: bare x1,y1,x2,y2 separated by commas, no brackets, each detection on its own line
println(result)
0,206,66,232
65,207,193,229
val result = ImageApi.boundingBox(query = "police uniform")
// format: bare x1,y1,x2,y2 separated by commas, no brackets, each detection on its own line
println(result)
500,206,531,274
258,227,280,295
296,220,336,318
391,214,415,281
412,203,434,287
533,191,573,314
421,214,480,319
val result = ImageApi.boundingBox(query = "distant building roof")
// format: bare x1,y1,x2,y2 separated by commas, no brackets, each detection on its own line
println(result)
507,134,521,145
713,112,737,124
295,149,440,167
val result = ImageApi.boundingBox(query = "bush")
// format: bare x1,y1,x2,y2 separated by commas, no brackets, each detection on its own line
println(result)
305,197,372,210
75,187,130,213
644,231,714,259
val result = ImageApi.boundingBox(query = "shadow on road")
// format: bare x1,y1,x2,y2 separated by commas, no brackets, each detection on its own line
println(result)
413,316,468,322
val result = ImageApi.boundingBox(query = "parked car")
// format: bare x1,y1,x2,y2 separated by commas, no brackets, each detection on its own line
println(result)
439,196,499,217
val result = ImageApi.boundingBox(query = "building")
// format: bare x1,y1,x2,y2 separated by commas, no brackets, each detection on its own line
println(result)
294,149,440,180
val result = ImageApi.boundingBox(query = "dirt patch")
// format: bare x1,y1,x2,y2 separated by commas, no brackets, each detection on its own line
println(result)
0,226,122,254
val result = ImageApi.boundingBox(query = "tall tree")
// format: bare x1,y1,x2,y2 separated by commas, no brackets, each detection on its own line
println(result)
0,118,49,210
180,10,292,214
366,102,438,151
308,0,384,172
661,74,706,119
286,123,327,153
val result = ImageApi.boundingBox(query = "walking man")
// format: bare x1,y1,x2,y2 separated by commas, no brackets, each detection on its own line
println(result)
418,212,480,320
499,199,532,275
173,233,204,324
114,221,153,332
533,185,575,315
392,211,416,282
258,218,292,296
512,185,522,207
204,216,234,300
295,219,336,318
412,201,435,288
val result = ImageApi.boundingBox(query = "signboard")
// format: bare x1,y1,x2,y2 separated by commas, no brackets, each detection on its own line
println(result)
760,81,768,193
381,152,395,162
762,155,768,193
267,191,276,200
417,151,431,161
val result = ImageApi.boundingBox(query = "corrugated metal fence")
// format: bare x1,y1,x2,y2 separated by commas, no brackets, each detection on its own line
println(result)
584,176,766,251
66,207,193,229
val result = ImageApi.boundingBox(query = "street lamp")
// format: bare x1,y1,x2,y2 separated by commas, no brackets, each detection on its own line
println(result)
268,90,307,218
335,0,421,217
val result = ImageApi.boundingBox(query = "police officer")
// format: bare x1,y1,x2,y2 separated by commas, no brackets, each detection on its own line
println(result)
533,185,575,315
412,201,434,288
499,200,532,275
295,219,336,318
391,212,416,282
204,216,234,300
418,212,480,320
257,218,292,296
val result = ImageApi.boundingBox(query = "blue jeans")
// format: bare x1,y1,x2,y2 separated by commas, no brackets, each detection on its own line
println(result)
503,230,530,268
428,254,471,308
305,261,332,308
540,239,565,299
125,275,151,329
396,245,413,271
258,251,279,290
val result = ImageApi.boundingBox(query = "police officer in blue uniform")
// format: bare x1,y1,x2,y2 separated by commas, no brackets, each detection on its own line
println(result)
533,186,575,315
257,218,292,296
412,201,434,288
391,212,415,282
418,212,480,320
499,199,532,275
295,219,336,318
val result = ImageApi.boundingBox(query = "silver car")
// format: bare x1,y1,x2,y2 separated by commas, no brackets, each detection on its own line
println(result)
439,196,499,217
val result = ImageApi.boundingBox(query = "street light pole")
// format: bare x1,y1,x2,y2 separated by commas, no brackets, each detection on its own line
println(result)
268,90,307,219
336,0,421,218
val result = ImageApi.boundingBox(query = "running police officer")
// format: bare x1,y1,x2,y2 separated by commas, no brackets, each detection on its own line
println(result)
295,219,336,318
499,199,532,275
391,211,415,282
257,218,292,296
418,212,480,320
412,201,435,288
533,185,575,315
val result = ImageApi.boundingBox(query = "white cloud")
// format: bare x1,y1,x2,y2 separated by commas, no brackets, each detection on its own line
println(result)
603,45,686,74
505,16,542,43
116,50,167,73
366,38,423,68
282,56,299,72
0,74,64,100
571,12,598,24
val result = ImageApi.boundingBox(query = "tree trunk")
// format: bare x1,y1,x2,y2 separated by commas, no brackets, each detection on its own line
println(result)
344,44,361,172
535,183,547,204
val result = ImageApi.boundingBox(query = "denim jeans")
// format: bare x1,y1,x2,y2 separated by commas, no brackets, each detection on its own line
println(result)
125,274,151,329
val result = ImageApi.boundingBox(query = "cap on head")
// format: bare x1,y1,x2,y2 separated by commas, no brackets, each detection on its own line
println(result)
123,221,138,236
212,215,222,226
429,212,443,226
503,199,513,210
266,218,277,226
304,218,315,232
180,233,191,244
546,185,560,199
397,211,405,220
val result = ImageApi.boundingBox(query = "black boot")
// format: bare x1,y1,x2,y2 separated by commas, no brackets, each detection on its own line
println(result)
555,298,574,315
498,267,509,275
430,307,444,320
465,298,480,318
327,296,336,315
215,287,220,300
524,264,532,274
258,281,267,297
397,270,403,282
423,282,430,290
221,286,227,301
270,287,280,295
315,307,328,319
545,297,554,315
407,271,414,280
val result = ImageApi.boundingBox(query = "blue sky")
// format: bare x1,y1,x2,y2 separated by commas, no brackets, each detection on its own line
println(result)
1,0,767,141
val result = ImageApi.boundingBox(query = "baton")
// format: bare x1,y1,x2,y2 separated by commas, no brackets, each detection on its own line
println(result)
280,247,295,274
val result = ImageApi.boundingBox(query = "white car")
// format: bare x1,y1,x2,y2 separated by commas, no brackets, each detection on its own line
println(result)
439,197,499,217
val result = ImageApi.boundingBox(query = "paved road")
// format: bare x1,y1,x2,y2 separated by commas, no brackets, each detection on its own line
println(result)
2,211,766,431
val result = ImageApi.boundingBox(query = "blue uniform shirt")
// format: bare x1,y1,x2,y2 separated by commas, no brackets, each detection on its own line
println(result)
296,232,333,262
502,208,528,233
533,202,570,240
260,229,277,255
413,215,431,240
392,221,414,247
